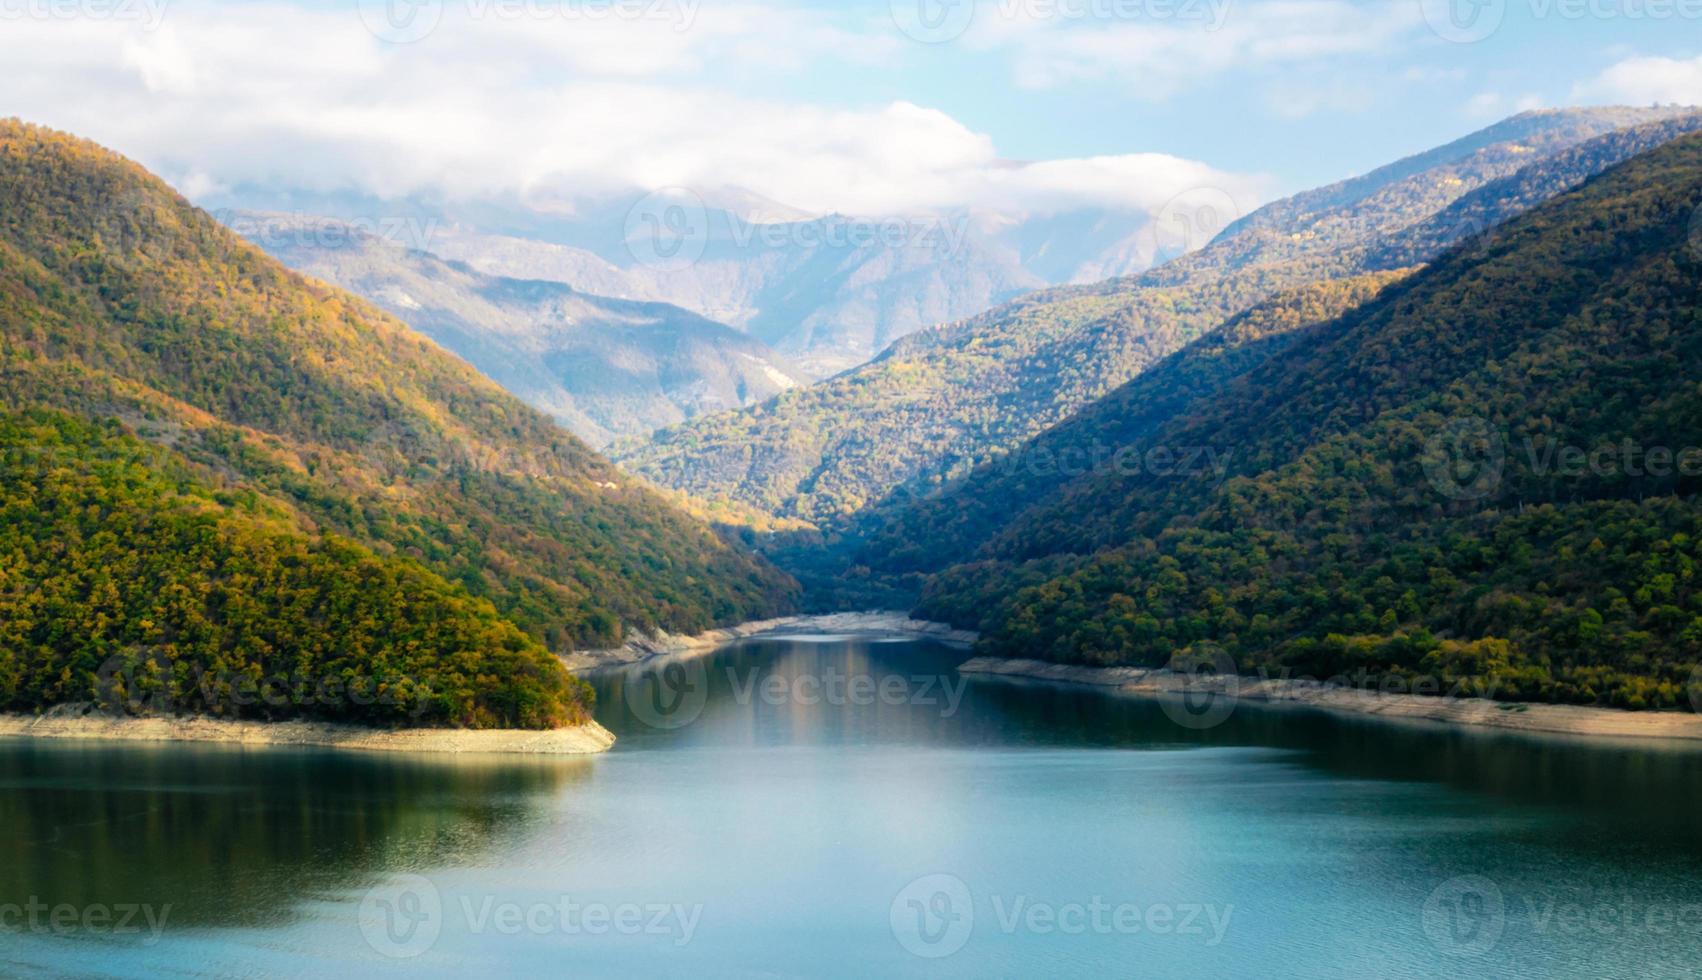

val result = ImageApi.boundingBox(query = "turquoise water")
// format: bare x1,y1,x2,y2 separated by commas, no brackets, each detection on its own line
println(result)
4,636,1702,977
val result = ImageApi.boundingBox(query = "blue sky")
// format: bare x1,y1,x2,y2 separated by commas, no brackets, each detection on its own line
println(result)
4,0,1700,216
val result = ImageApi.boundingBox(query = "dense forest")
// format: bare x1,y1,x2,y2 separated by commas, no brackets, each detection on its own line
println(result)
910,132,1702,712
618,108,1702,528
0,121,796,727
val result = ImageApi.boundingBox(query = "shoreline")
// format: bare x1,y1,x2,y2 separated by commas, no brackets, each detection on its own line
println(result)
958,657,1702,743
561,611,978,671
0,707,616,756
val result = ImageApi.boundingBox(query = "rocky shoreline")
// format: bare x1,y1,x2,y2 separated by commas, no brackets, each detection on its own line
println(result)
958,657,1702,743
0,706,616,756
561,611,979,671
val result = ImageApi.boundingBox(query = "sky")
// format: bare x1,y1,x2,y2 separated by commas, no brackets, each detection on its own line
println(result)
4,0,1701,221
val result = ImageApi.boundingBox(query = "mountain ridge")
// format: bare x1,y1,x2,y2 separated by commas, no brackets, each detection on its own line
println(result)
230,210,807,446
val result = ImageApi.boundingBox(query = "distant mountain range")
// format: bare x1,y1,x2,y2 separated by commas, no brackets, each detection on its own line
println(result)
201,186,1229,376
0,121,795,729
617,107,1702,528
230,212,807,447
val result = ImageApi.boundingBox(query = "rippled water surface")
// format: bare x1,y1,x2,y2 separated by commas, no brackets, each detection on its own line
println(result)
4,636,1702,978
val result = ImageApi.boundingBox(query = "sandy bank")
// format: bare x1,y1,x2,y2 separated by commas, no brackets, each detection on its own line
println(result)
958,657,1702,743
562,611,979,671
0,707,616,756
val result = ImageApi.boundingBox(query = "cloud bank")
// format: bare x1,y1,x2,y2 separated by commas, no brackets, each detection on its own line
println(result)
0,1,1269,219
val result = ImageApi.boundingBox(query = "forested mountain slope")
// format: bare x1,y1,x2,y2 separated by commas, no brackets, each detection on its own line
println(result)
916,131,1702,712
0,121,796,727
849,270,1414,581
619,108,1701,526
235,212,807,446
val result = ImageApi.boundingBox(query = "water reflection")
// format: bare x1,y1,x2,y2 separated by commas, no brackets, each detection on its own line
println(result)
0,741,590,930
597,637,1702,858
6,637,1702,977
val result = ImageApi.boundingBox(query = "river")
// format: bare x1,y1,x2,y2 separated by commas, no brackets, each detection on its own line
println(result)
3,635,1701,977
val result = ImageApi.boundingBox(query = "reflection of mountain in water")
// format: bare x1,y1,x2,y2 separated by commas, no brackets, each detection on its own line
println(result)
0,743,588,929
595,638,1702,858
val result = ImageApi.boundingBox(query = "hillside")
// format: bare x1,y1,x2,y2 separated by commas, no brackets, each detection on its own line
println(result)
618,108,1702,526
233,212,807,446
0,121,796,728
847,270,1415,582
916,131,1702,712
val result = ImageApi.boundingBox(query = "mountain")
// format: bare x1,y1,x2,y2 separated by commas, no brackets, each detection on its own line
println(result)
616,108,1702,527
231,211,807,447
913,130,1702,712
849,270,1415,580
203,185,1203,376
393,208,1055,376
0,121,796,729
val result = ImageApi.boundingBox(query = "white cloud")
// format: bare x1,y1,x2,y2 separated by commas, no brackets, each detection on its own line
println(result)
0,0,1270,220
1464,91,1544,119
979,0,1422,99
1573,54,1702,107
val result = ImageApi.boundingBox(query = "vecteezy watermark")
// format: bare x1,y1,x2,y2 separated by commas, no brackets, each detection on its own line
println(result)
1423,875,1702,958
1156,644,1240,730
1418,0,1507,42
217,210,441,257
0,899,172,945
990,441,1234,485
621,660,969,730
624,188,710,272
621,190,975,272
624,657,710,730
1422,415,1702,502
95,651,434,720
1147,659,1505,733
1423,876,1507,957
1423,415,1506,502
890,0,1233,44
890,874,1233,958
0,0,167,29
358,0,701,45
725,666,968,716
1421,0,1702,43
1145,186,1242,265
890,874,975,958
358,875,702,959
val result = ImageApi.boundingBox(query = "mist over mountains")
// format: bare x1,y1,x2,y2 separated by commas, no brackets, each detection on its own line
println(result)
205,183,1253,376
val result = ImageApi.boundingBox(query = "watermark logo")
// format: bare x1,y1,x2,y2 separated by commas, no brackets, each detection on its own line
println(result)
890,874,974,958
219,210,441,257
0,0,169,29
94,649,175,717
0,899,171,944
1157,644,1239,730
358,876,701,958
625,657,710,730
624,188,710,271
359,874,444,959
890,0,976,42
1423,415,1505,502
890,875,1234,957
1422,875,1507,957
1146,186,1241,265
1419,0,1507,43
358,0,443,43
891,0,1234,42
